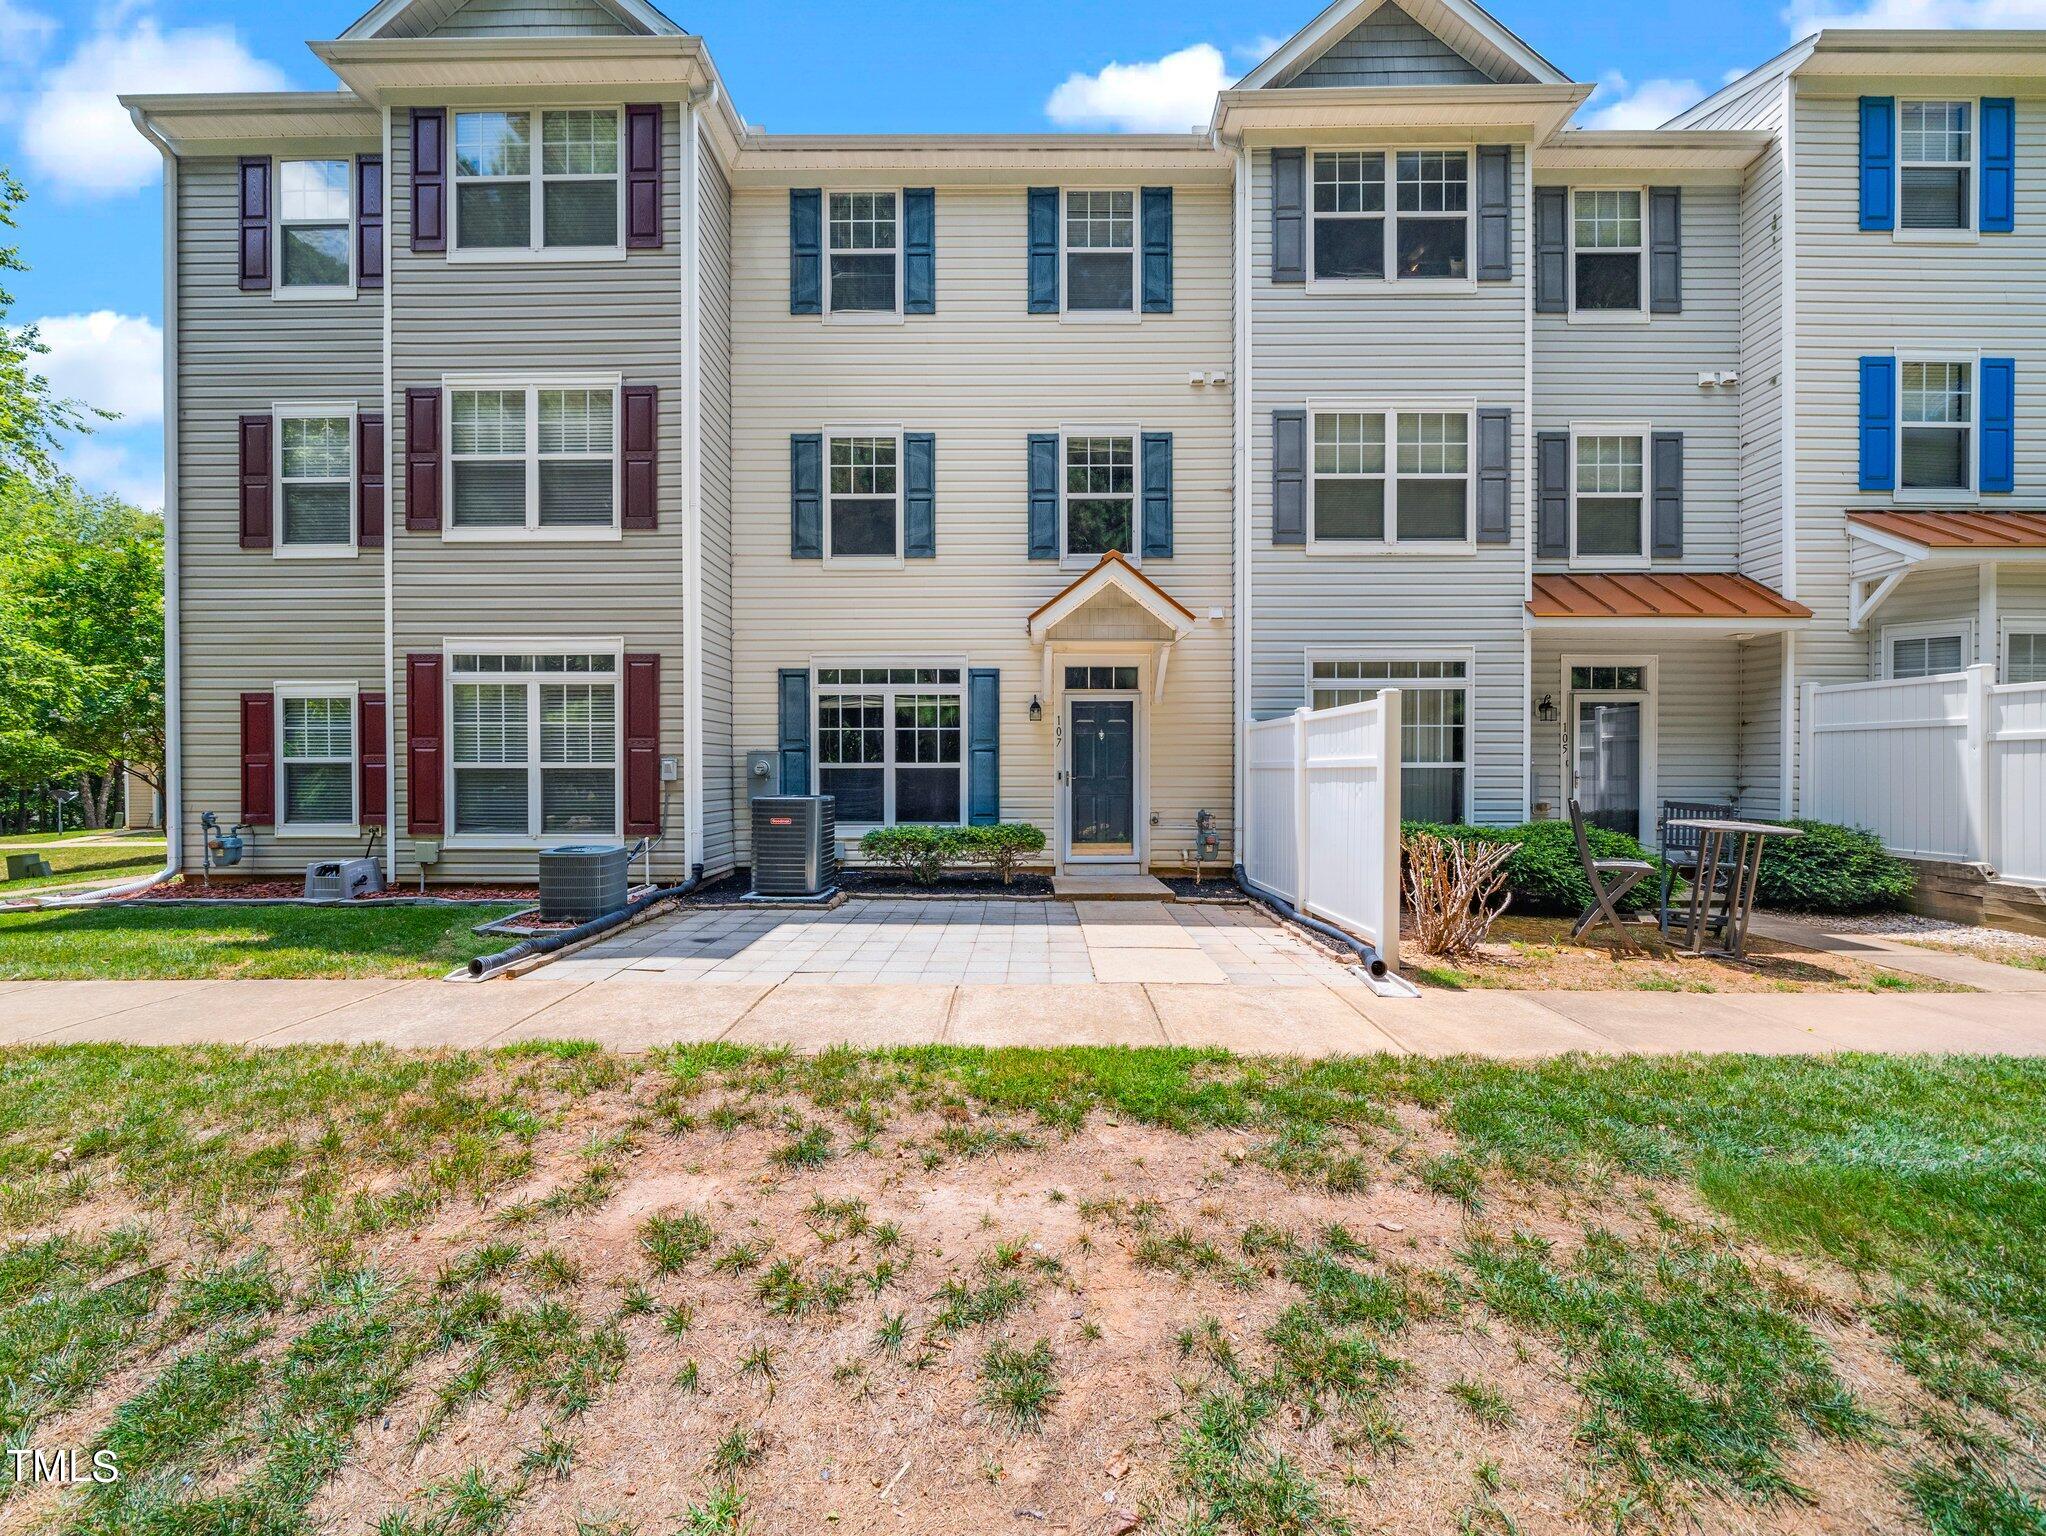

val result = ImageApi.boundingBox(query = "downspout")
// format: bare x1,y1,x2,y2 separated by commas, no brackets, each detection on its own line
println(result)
1779,73,1800,815
382,103,397,878
1228,135,1252,868
681,84,711,874
1521,139,1536,821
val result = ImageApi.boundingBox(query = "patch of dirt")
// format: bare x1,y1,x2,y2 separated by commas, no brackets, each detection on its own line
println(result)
128,877,535,903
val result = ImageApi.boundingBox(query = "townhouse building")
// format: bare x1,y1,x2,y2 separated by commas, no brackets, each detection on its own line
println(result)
125,0,2046,888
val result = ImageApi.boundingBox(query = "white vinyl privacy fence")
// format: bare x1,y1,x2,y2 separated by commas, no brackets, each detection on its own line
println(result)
1244,692,1402,962
1802,665,2046,882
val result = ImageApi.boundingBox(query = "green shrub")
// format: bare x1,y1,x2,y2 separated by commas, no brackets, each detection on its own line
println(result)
858,825,964,885
957,823,1048,884
1400,819,1662,916
1753,820,1914,913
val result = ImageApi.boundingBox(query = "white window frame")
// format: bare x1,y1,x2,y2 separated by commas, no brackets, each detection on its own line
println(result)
273,401,358,560
442,372,622,542
1896,98,1978,244
1060,187,1140,323
1306,146,1476,294
1304,402,1476,555
1059,425,1141,569
1566,185,1649,323
1881,620,1974,680
448,106,625,263
810,660,969,832
823,425,905,566
1559,652,1659,845
823,189,904,323
274,157,356,301
1568,421,1652,570
1896,352,1978,503
1303,647,1473,823
275,682,359,837
442,641,624,848
2002,616,2046,684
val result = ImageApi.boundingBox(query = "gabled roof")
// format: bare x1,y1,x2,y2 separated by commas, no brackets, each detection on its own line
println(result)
1026,553,1197,643
340,0,682,42
1236,0,1571,92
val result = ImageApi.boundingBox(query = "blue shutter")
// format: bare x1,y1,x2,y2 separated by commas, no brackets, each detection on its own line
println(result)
1027,433,1059,559
1140,432,1173,559
1533,186,1568,313
1859,356,1897,492
789,189,822,314
790,433,822,558
904,187,935,312
1141,186,1173,313
1027,187,1059,313
1982,99,2015,234
968,668,1000,825
1651,432,1684,557
904,431,936,555
777,668,810,795
1860,98,1895,231
1982,357,2015,494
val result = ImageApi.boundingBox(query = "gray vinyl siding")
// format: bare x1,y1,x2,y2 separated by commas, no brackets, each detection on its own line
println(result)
1684,76,1785,133
1869,566,1981,674
1249,145,1528,825
1738,635,1787,818
423,0,632,36
1281,5,1493,88
1533,178,1742,571
1736,84,1789,591
386,105,688,882
696,141,738,873
173,153,383,875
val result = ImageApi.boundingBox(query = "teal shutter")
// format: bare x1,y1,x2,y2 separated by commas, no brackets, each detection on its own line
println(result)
968,669,1000,825
777,669,810,795
1141,186,1173,313
790,189,822,313
1027,433,1059,559
1860,98,1895,231
1982,357,2015,494
904,187,935,312
1140,432,1173,559
904,431,936,556
790,433,822,558
1982,99,2015,233
1859,356,1896,491
1536,432,1569,558
1027,188,1059,312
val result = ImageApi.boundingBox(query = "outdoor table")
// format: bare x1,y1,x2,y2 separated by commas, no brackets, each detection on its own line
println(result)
1665,817,1803,960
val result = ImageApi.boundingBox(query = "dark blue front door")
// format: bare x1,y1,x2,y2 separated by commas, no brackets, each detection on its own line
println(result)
1069,700,1135,853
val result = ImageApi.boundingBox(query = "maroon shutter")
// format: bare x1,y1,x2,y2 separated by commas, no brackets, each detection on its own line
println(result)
623,652,660,837
404,388,441,531
238,157,271,290
238,414,273,549
621,384,658,529
405,653,444,836
410,108,446,254
240,691,275,825
357,412,385,548
356,153,385,289
626,103,663,249
358,691,388,827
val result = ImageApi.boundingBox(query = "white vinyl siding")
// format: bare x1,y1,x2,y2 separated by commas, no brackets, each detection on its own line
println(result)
451,108,621,256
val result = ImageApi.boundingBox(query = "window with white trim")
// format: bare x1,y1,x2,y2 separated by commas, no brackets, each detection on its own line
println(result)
449,651,618,839
1900,360,1972,493
827,192,898,314
277,160,352,294
1396,151,1469,278
1307,656,1468,823
2006,629,2046,684
1572,431,1647,561
1064,190,1135,311
452,109,620,254
1570,188,1643,313
827,433,900,559
1885,627,1969,679
1310,150,1470,282
1309,409,1470,546
277,407,353,551
1900,100,1972,232
279,692,355,829
814,666,964,826
1063,434,1136,559
448,381,617,534
1311,412,1385,541
1312,152,1385,281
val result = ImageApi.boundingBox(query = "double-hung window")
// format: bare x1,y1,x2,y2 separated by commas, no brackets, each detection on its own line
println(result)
1309,409,1470,547
814,666,964,826
2005,627,2046,683
452,109,620,255
279,690,355,831
448,378,619,536
277,160,352,295
450,651,619,839
1311,412,1386,540
1063,433,1136,560
1312,153,1386,281
1900,360,1973,493
1395,151,1469,278
1572,429,1648,562
1309,150,1469,283
276,405,354,554
828,193,898,314
1900,101,1972,232
826,432,901,559
1307,656,1469,823
1064,190,1135,312
1570,189,1644,314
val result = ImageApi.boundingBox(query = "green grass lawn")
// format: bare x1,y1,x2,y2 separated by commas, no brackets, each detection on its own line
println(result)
0,901,521,979
0,828,133,846
0,837,168,895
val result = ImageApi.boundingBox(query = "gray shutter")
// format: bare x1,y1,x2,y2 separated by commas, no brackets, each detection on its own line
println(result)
1027,433,1059,559
1140,432,1174,559
904,431,936,558
777,669,810,796
1536,431,1569,559
1476,408,1511,545
1141,186,1173,313
789,189,822,315
790,433,822,559
968,668,1000,825
1476,145,1512,282
1649,186,1682,314
1027,188,1059,313
1651,431,1684,557
904,187,935,314
1271,148,1306,285
1534,185,1568,314
1273,409,1306,546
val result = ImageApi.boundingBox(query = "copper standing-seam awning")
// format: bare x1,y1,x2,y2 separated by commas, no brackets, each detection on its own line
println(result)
1846,510,2046,549
1528,571,1811,624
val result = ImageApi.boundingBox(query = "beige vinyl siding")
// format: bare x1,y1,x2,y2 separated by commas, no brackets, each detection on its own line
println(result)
1533,178,1743,572
697,139,738,873
173,153,384,874
1248,144,1528,825
727,180,1235,870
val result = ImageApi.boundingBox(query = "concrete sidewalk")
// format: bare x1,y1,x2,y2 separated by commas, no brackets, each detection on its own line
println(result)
3,974,2043,1057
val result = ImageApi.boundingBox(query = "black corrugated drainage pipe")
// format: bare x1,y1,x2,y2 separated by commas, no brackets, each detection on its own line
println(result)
1233,863,1389,979
467,863,704,980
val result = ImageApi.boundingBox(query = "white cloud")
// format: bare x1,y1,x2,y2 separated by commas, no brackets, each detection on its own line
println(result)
1045,43,1236,133
1786,0,2046,28
20,14,288,198
1578,71,1705,130
63,437,163,512
31,311,163,425
0,0,55,61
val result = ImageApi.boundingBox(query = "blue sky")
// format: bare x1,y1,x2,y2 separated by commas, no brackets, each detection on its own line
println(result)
2,0,2022,508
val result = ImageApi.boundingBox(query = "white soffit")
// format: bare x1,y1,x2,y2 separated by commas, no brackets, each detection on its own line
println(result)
120,92,380,150
1536,130,1774,173
1215,83,1590,140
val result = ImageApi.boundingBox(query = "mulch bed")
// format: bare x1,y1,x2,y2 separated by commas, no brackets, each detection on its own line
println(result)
1158,873,1247,901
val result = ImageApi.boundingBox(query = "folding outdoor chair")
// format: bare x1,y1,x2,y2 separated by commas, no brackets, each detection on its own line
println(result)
1656,799,1736,940
1568,799,1655,952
